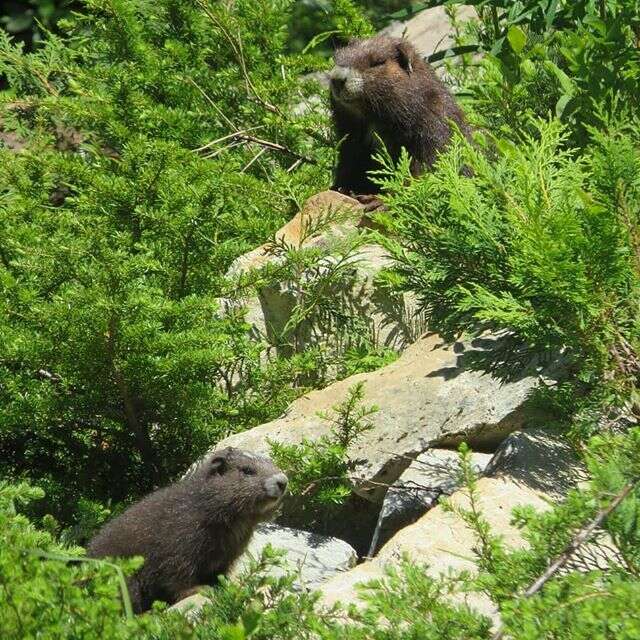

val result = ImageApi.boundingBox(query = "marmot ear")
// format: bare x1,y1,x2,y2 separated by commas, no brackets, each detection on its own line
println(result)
209,455,227,475
396,40,414,74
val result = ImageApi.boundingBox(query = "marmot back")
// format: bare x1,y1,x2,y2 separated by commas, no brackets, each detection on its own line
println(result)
87,447,288,612
329,36,471,195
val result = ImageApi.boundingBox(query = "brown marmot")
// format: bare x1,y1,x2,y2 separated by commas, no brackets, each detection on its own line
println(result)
87,447,288,613
329,36,471,197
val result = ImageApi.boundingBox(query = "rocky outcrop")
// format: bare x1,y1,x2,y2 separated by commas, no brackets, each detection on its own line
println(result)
382,5,477,60
319,430,584,620
229,523,357,591
224,190,426,355
209,333,556,505
370,448,493,555
189,332,560,552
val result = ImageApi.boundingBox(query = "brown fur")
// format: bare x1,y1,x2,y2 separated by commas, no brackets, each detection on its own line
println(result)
87,447,288,612
329,36,471,195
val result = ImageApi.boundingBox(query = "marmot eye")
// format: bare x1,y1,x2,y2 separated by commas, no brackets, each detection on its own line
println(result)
370,59,385,67
241,466,256,476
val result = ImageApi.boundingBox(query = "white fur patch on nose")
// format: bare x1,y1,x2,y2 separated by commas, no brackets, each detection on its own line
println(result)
264,473,288,498
330,66,364,102
330,65,351,82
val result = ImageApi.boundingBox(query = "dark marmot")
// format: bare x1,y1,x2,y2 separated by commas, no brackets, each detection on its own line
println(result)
87,447,288,613
329,36,471,197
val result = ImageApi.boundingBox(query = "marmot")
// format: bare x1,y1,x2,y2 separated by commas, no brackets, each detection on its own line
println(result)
329,36,471,197
87,447,288,613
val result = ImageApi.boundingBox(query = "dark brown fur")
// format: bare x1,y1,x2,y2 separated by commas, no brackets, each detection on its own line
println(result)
87,447,288,613
329,36,471,195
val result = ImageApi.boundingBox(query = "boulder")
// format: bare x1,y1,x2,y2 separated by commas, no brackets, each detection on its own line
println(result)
382,5,478,60
207,334,556,505
484,428,587,498
188,334,561,550
319,429,584,621
229,523,357,591
168,593,212,621
369,448,493,555
224,190,426,355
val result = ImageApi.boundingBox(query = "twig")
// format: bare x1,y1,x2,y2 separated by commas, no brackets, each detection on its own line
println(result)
237,134,315,164
241,146,267,172
202,140,244,159
200,130,315,165
193,126,264,152
287,158,304,173
186,76,238,131
491,480,638,640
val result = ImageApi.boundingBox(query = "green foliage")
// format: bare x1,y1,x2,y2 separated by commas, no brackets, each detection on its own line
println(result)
337,560,492,640
3,1,640,638
0,0,343,523
380,118,640,388
444,432,640,640
269,382,377,511
453,0,640,145
0,482,167,638
245,203,398,383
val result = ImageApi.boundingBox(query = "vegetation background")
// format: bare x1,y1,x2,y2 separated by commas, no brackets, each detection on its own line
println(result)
1,0,640,638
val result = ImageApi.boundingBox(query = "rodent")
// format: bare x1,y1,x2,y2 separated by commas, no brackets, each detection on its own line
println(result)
329,36,471,197
87,447,288,613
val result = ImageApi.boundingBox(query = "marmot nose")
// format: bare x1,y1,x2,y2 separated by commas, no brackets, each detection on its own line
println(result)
275,473,288,494
329,66,349,89
265,473,288,498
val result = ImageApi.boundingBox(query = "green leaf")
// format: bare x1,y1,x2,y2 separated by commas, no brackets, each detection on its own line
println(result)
242,607,262,636
426,44,481,64
544,60,576,95
555,93,576,118
221,623,246,640
507,25,527,54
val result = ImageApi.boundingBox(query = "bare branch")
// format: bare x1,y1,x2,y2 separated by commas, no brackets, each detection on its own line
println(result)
236,134,316,165
195,0,281,115
241,146,267,172
193,126,264,152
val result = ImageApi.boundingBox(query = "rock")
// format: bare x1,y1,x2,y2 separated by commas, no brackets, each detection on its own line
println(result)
319,429,583,622
229,523,357,591
382,5,478,60
227,191,362,277
189,334,561,550
484,429,587,499
168,593,212,621
224,190,427,355
369,448,493,555
206,334,557,504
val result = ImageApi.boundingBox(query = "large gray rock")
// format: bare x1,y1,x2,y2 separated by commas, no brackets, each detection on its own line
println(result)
484,428,587,499
382,5,478,60
224,190,426,356
208,333,557,506
319,429,584,623
370,448,493,555
230,523,357,591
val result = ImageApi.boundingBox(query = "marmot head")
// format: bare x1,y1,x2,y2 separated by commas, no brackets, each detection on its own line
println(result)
329,36,421,114
199,447,288,520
